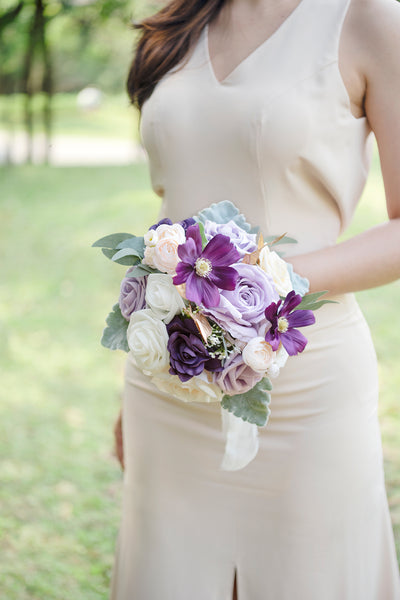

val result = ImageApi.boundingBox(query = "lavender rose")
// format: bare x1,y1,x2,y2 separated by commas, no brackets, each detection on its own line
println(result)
204,263,279,341
166,315,222,382
119,270,147,320
204,219,257,257
215,352,263,396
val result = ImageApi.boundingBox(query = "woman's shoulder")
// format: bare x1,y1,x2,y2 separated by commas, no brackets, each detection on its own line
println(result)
343,0,400,103
346,0,400,53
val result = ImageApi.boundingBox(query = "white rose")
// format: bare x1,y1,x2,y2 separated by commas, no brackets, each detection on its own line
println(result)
152,370,223,404
144,229,158,247
266,344,289,379
127,309,169,374
145,273,185,324
259,246,293,296
242,337,275,373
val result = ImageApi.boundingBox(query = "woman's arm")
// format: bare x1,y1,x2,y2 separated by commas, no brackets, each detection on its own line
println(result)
288,0,400,296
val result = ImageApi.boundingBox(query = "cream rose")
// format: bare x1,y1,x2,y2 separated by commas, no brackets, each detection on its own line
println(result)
258,246,293,296
145,273,185,324
143,245,156,268
152,237,181,275
151,370,223,404
127,309,169,375
155,223,185,244
242,337,275,373
142,223,186,274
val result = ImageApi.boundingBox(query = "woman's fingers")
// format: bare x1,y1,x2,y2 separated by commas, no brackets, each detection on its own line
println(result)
114,409,124,470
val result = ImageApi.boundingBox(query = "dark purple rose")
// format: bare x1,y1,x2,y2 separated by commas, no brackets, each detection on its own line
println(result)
215,352,263,396
264,290,315,356
119,270,147,320
179,217,196,231
173,224,240,308
149,217,173,231
166,315,222,382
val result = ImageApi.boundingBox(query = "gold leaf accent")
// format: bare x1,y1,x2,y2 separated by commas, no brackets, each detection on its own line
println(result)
184,304,213,342
267,232,287,247
243,233,267,265
192,312,213,342
175,283,186,299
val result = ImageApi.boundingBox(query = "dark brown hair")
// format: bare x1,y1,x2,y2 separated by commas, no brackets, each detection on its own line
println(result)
127,0,224,111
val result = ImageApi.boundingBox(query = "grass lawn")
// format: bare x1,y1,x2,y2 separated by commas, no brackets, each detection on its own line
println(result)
0,144,399,598
0,93,140,141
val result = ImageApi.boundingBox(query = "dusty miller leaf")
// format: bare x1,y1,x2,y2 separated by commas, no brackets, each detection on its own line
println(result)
221,378,272,427
195,200,259,234
101,304,129,352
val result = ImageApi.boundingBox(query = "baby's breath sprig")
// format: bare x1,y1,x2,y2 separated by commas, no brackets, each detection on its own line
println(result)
206,322,236,360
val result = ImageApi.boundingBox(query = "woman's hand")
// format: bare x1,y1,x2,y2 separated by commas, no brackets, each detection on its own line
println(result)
114,409,124,470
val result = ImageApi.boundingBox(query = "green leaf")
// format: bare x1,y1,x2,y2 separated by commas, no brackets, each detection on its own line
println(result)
115,236,145,257
112,247,143,262
101,304,129,352
101,248,117,260
115,256,142,266
221,378,272,426
101,246,142,265
197,221,208,249
126,264,161,278
92,233,133,249
295,291,338,311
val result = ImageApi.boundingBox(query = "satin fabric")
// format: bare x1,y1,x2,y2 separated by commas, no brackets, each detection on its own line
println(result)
111,0,400,597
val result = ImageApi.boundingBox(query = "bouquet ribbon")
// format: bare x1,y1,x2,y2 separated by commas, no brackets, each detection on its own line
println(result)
220,408,259,471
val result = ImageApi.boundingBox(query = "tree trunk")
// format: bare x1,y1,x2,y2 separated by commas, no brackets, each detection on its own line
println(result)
21,0,53,165
38,0,53,164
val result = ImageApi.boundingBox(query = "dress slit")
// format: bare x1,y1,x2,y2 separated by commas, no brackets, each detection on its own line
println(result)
232,567,238,600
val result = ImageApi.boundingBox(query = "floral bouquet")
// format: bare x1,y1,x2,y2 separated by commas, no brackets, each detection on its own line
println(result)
93,201,333,470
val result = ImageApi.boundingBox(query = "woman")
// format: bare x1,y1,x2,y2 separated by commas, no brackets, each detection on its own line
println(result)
111,0,400,598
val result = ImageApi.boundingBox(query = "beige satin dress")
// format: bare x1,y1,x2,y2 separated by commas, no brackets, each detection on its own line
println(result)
111,0,400,597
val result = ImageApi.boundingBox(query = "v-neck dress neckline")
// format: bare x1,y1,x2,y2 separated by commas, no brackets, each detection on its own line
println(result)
204,0,309,86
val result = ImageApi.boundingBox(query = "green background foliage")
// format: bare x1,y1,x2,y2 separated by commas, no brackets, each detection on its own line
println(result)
0,0,162,94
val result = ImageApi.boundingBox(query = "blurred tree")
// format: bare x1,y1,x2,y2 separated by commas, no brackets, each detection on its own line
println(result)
21,0,53,162
0,0,154,162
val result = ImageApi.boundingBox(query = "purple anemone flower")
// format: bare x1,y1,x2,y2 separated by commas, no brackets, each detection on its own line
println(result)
173,224,240,309
264,290,315,356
